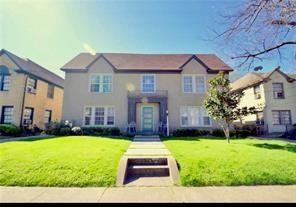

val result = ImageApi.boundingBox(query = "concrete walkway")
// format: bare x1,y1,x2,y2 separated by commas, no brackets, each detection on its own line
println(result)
0,134,54,143
1,186,296,203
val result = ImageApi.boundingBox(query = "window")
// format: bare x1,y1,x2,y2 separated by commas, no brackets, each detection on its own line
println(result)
272,110,291,125
23,107,34,125
0,74,10,91
27,77,37,93
90,74,112,93
272,83,284,99
183,76,193,93
44,110,52,124
254,85,261,99
182,75,206,93
1,106,13,124
83,106,115,126
142,75,155,92
256,111,264,125
47,84,54,98
180,106,211,127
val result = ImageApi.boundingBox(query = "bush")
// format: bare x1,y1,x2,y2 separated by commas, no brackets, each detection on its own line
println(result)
44,121,62,135
212,128,250,138
211,129,225,137
71,127,83,135
59,127,71,136
81,127,121,136
172,129,201,137
0,124,22,137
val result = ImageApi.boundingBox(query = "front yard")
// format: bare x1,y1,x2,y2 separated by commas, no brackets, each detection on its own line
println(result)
0,136,131,187
163,137,296,186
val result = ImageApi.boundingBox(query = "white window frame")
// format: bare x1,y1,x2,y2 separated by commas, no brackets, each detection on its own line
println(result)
83,105,115,126
141,74,156,93
89,73,113,93
180,106,212,127
182,75,206,94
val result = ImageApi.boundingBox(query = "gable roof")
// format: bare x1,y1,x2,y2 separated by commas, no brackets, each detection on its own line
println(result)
60,53,233,72
231,67,295,91
0,49,64,88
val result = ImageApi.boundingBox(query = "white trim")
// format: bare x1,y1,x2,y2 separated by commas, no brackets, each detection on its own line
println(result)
89,73,113,94
180,106,212,127
181,74,206,94
82,105,115,127
141,74,156,93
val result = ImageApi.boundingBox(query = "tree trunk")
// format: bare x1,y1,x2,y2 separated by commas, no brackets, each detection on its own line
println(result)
225,122,230,143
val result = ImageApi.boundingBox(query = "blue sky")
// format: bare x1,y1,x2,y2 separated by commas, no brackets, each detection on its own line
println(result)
1,0,294,78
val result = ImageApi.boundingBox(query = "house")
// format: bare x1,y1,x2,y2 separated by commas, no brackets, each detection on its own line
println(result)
61,53,233,134
231,67,296,134
0,49,64,129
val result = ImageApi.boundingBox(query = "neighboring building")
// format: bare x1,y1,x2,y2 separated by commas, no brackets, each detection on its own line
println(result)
231,67,296,134
61,53,233,134
0,49,64,129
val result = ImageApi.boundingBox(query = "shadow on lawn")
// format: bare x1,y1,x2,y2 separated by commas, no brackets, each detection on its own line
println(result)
251,143,296,153
161,136,246,141
14,135,132,142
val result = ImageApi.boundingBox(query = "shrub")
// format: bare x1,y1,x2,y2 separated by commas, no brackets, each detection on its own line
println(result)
44,121,62,135
211,129,225,137
0,124,22,137
110,127,121,136
81,127,121,136
172,129,201,137
71,127,83,135
59,127,71,136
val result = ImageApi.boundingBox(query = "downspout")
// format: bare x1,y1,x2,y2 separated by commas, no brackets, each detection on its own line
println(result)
19,75,28,127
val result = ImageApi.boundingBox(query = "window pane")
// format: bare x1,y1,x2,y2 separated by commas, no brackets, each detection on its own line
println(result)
47,84,54,98
27,78,36,90
196,76,205,93
2,107,13,124
84,107,92,125
272,83,284,99
280,111,291,125
107,107,115,125
2,75,10,91
183,76,193,92
103,75,112,93
142,75,155,92
23,108,33,125
44,110,52,124
90,76,100,92
272,111,280,124
94,107,104,125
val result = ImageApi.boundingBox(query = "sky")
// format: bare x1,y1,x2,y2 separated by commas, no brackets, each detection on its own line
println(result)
1,0,295,79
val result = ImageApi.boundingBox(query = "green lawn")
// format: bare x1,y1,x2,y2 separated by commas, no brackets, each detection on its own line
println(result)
0,136,131,187
163,137,296,186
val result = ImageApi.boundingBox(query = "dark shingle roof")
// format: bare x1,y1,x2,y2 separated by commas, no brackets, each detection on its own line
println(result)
61,53,233,72
1,49,64,88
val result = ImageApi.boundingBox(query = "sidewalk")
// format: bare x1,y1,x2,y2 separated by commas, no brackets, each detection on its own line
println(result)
0,134,54,143
1,185,295,203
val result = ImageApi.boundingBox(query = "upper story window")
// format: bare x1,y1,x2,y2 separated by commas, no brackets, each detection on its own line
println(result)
1,106,14,124
253,85,261,99
182,75,206,93
90,74,112,93
47,83,55,99
272,83,284,99
142,75,155,93
0,74,10,91
27,77,37,94
180,106,211,127
83,106,115,126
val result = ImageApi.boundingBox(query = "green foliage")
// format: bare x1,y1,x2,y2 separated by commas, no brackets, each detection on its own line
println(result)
173,129,201,137
164,137,296,186
211,129,225,137
81,127,121,136
0,136,131,187
0,124,22,137
59,127,71,136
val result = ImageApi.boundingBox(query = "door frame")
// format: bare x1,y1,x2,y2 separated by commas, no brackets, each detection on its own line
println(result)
141,105,154,132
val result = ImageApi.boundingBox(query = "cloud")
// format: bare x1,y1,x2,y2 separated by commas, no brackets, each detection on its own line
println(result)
83,43,96,56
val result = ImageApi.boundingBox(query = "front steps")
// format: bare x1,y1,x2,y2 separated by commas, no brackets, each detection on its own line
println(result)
116,135,180,187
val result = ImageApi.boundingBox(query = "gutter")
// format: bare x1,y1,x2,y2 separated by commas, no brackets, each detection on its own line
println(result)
19,75,28,127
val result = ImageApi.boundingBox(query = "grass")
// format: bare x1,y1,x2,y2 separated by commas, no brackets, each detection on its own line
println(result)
163,137,296,186
0,136,131,187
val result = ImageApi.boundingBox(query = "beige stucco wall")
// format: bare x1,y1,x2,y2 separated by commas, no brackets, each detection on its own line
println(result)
235,70,296,133
0,53,64,129
62,56,220,132
0,54,26,126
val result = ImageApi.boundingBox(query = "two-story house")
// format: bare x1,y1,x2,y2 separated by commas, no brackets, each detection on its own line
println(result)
0,49,64,129
61,53,233,134
231,67,296,134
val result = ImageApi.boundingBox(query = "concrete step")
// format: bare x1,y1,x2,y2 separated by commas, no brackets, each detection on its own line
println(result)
134,135,160,138
128,165,169,169
128,158,168,166
127,165,170,177
124,149,171,156
129,144,166,149
133,138,161,141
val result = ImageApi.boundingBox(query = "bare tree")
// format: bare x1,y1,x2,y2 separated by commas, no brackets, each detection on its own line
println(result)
213,0,296,70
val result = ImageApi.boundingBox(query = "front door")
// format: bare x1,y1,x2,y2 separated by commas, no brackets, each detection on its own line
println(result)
142,106,154,132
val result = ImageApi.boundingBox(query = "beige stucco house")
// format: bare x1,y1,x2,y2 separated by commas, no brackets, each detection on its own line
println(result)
61,53,233,134
0,49,64,129
231,67,296,134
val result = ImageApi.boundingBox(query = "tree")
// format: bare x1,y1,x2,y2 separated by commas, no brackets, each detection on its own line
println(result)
213,0,296,70
203,72,256,143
